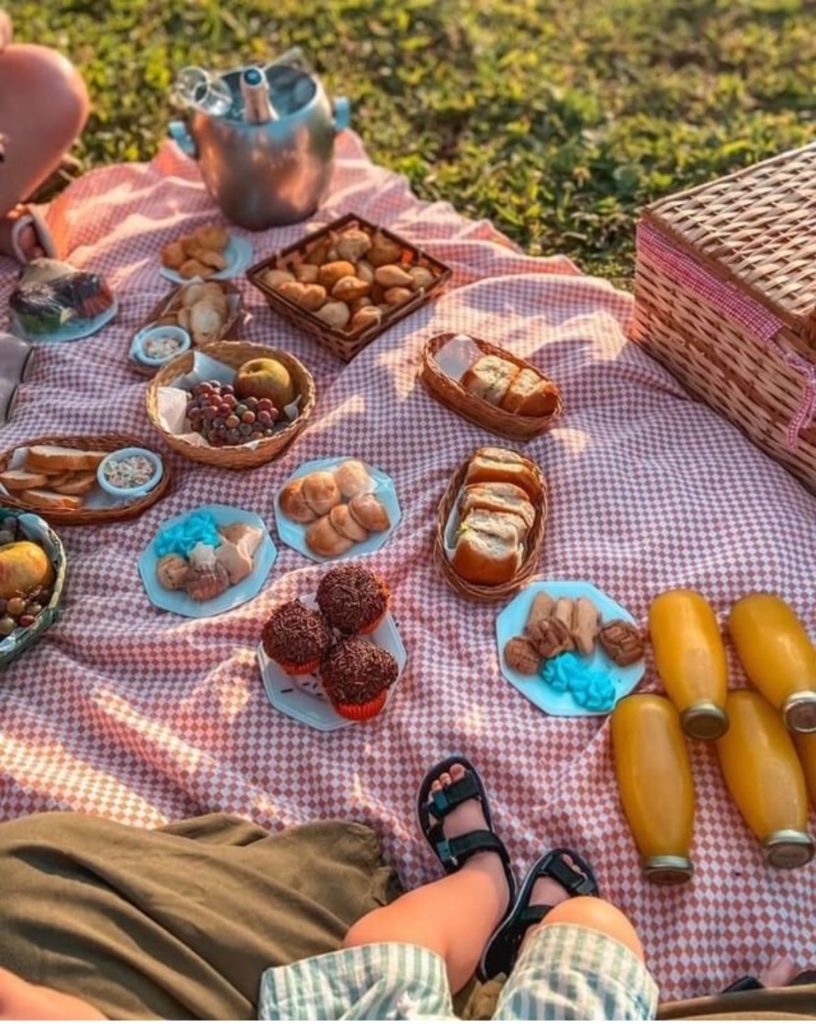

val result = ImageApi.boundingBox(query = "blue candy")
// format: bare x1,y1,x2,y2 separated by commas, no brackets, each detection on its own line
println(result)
540,652,616,712
155,510,223,559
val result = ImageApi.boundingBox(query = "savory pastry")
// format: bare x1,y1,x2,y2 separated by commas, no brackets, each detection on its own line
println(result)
333,459,374,499
320,637,399,721
156,554,190,591
525,592,555,634
500,368,560,417
451,529,521,586
335,229,371,263
464,447,540,502
461,355,519,407
161,226,230,279
348,494,390,533
305,516,353,558
553,598,574,632
350,306,381,332
179,259,212,280
195,225,229,251
459,482,535,531
279,479,318,524
316,564,389,635
373,264,413,289
302,472,341,516
329,504,369,543
218,522,263,557
214,541,253,585
571,597,600,656
317,261,356,290
184,562,230,602
528,616,574,659
503,636,541,675
598,620,645,666
161,241,186,270
367,232,402,267
262,599,332,675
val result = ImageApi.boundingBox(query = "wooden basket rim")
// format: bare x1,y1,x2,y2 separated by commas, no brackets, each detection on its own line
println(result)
0,434,172,526
434,446,548,602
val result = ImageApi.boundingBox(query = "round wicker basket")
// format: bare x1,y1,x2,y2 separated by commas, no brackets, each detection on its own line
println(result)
434,447,548,602
145,340,316,470
0,434,171,526
420,333,563,441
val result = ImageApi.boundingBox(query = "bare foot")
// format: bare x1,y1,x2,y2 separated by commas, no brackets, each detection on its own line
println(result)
0,966,105,1020
429,763,510,919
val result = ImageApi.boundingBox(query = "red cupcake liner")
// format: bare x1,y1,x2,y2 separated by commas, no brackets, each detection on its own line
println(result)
359,610,387,635
277,656,321,676
332,690,388,721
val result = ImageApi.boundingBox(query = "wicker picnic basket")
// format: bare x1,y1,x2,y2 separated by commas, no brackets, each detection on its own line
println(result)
632,142,816,493
420,332,563,441
0,434,171,525
434,448,548,602
146,340,315,470
247,213,452,362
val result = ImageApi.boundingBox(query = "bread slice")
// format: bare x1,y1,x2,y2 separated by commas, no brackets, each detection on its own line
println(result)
53,472,97,496
0,469,50,491
461,356,520,407
461,508,529,545
451,529,521,585
20,489,83,511
460,482,536,530
464,447,540,501
26,445,108,474
500,368,559,417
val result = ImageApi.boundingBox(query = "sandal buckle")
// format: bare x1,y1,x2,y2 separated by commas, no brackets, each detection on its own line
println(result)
436,838,458,867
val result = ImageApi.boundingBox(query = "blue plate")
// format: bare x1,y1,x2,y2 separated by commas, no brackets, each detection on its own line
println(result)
274,457,402,564
160,235,254,284
495,579,644,718
138,503,276,618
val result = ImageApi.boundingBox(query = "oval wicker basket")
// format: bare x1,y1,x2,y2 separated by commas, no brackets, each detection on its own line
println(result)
420,333,563,441
0,434,171,526
434,447,548,602
145,340,316,470
0,507,67,668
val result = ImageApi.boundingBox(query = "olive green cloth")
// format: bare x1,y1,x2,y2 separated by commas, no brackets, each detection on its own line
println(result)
0,811,400,1020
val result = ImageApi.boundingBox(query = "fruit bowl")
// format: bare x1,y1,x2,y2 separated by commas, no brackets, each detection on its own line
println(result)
0,508,66,669
145,340,316,470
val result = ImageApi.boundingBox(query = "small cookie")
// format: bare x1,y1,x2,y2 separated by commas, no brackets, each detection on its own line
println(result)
528,617,574,660
504,636,540,675
598,620,644,666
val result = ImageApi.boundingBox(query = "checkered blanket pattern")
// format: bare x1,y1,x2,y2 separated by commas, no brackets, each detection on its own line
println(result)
1,132,814,1001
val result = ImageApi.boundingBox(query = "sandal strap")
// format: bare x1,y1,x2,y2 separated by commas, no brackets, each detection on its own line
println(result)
436,829,504,869
427,773,481,817
517,905,548,928
544,851,597,896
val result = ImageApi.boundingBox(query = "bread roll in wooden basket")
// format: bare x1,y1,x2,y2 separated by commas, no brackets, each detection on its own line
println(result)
435,446,548,602
146,340,315,470
0,434,172,525
421,333,563,442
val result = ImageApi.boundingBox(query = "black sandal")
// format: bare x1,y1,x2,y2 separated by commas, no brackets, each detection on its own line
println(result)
417,755,517,912
480,847,599,980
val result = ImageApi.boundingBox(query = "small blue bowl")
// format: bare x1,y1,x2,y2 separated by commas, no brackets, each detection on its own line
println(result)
133,324,191,366
97,448,164,500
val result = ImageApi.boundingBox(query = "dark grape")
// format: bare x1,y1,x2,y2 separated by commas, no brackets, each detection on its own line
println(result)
18,615,35,628
241,410,256,425
257,410,272,426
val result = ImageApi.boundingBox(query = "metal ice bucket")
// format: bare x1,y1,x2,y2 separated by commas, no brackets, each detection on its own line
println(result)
168,65,350,229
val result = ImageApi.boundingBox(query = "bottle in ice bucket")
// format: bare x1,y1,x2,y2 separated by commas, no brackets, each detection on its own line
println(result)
648,590,729,740
239,66,278,123
611,694,695,884
794,732,816,809
728,593,816,734
716,690,814,869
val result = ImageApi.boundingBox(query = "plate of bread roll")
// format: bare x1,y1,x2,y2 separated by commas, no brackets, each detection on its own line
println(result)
496,580,645,717
421,332,562,441
436,446,547,601
275,457,401,562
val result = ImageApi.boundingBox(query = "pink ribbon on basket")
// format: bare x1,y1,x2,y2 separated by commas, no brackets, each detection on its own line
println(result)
638,220,815,449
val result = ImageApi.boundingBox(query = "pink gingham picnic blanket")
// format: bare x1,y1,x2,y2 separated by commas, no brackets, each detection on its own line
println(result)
1,132,815,1002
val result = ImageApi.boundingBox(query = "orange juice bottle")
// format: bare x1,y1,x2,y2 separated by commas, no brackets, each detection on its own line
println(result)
611,694,695,884
794,732,816,809
649,590,729,740
728,593,816,734
716,690,814,868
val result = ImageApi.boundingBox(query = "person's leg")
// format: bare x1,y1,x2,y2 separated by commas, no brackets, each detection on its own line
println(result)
0,42,89,258
344,763,510,994
0,967,104,1021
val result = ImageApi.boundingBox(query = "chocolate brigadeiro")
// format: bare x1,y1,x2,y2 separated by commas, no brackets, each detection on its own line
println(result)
321,637,399,707
262,599,332,674
316,564,389,635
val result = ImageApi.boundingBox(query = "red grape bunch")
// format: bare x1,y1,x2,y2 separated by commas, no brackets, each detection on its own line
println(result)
185,381,279,447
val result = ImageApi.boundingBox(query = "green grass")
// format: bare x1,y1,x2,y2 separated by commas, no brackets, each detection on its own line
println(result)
7,0,816,280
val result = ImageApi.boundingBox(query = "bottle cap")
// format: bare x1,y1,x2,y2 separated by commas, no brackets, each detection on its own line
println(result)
643,856,693,885
764,830,815,869
680,701,729,740
782,692,816,734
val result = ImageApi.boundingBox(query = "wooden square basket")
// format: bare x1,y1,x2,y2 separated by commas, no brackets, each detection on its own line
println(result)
632,143,816,494
247,212,452,362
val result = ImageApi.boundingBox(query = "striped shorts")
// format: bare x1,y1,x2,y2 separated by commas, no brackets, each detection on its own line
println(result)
259,923,659,1020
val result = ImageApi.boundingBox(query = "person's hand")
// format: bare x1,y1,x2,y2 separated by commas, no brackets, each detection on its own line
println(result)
0,11,12,52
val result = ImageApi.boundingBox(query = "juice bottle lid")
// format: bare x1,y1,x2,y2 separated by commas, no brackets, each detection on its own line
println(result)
644,855,693,885
764,830,815,869
782,692,816,734
680,701,729,740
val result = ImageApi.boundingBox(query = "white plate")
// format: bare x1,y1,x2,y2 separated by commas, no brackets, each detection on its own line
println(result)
495,579,644,718
160,235,254,284
138,503,276,618
274,457,402,564
10,298,118,343
258,595,408,731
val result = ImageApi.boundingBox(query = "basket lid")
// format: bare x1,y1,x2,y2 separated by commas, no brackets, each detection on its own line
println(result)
643,142,816,341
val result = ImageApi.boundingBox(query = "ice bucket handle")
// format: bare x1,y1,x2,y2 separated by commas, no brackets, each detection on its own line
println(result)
168,120,198,159
332,97,351,134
